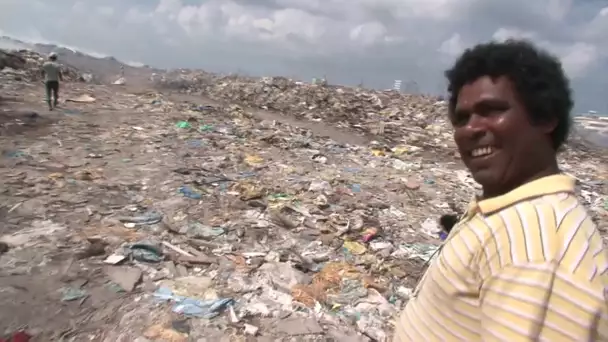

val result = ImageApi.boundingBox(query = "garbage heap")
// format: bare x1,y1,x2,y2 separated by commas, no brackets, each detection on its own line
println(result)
155,73,453,147
0,49,84,83
156,71,608,157
0,83,605,341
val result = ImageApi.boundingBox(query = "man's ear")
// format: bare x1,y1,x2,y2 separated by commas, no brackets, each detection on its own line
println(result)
539,117,558,134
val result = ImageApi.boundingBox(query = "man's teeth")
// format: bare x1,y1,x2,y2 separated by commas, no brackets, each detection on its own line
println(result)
471,146,493,157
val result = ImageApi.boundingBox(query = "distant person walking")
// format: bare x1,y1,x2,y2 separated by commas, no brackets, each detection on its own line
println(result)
41,52,62,110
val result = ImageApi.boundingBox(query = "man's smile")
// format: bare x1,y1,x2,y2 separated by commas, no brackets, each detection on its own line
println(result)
470,146,494,158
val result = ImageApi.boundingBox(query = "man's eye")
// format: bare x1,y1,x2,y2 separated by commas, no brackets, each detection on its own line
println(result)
479,105,507,117
490,108,506,115
451,115,468,127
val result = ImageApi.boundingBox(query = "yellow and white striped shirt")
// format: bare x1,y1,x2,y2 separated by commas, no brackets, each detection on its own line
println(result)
395,174,608,341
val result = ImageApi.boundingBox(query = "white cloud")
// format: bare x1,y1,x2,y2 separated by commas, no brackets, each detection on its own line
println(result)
356,0,468,20
491,27,599,78
583,7,608,44
125,8,152,24
252,8,327,43
438,33,465,57
97,6,115,17
156,0,182,15
560,42,598,78
545,0,572,21
492,27,538,41
349,22,388,46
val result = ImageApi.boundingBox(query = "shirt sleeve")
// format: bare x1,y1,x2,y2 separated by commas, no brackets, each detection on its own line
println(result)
479,262,607,341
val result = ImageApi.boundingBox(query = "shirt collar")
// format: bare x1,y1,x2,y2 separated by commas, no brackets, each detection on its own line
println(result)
470,174,576,215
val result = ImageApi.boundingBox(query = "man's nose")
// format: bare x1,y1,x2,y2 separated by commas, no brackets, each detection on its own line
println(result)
464,113,487,140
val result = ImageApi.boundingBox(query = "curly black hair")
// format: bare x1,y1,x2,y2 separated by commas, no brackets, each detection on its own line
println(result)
445,39,573,150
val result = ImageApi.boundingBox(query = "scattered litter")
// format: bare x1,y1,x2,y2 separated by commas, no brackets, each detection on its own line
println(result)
153,287,234,318
66,94,96,103
118,210,163,226
343,241,367,255
60,287,87,302
63,109,82,115
393,243,440,262
183,223,225,239
175,121,192,129
104,254,127,265
0,331,31,342
178,186,202,199
421,217,441,238
105,266,142,292
244,323,259,336
275,317,324,336
2,150,26,158
129,241,164,263
143,324,187,342
113,77,126,85
245,154,264,166
361,227,379,242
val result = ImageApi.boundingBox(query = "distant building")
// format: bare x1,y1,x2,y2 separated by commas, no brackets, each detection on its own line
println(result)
393,80,402,92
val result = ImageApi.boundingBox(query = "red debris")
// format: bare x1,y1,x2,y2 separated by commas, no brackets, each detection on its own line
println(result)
0,331,31,342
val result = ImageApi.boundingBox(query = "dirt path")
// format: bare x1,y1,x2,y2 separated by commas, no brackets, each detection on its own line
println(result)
0,88,154,340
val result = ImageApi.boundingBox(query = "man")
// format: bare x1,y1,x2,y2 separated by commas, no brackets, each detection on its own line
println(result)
394,40,608,341
41,52,62,110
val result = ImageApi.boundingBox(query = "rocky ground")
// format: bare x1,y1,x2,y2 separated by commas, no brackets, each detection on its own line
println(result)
0,49,606,342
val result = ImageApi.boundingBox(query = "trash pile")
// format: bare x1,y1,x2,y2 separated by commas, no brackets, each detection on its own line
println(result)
0,49,84,83
155,72,452,147
0,65,606,341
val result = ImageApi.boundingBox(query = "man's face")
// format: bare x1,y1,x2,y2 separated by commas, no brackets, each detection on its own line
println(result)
450,76,551,194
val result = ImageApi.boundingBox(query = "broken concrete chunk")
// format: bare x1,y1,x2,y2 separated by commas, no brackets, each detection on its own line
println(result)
275,317,324,336
258,262,311,292
244,323,259,336
104,266,142,292
104,254,127,265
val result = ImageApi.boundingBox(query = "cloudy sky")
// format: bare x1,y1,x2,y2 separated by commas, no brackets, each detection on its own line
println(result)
1,0,607,113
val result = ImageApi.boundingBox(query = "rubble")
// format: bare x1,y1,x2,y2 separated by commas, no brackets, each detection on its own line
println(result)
0,49,84,83
0,50,606,341
156,73,452,147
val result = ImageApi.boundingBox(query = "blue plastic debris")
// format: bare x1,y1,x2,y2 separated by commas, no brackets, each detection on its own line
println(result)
119,211,163,226
2,150,26,158
129,241,163,263
60,287,87,301
237,171,257,179
153,287,234,318
63,109,82,115
343,167,361,173
192,104,214,112
179,186,202,199
186,139,204,148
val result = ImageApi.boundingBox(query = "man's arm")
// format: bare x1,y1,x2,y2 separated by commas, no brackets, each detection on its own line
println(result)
480,262,607,341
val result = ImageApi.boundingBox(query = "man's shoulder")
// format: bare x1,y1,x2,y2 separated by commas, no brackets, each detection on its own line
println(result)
496,191,589,228
477,192,598,261
526,192,595,231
